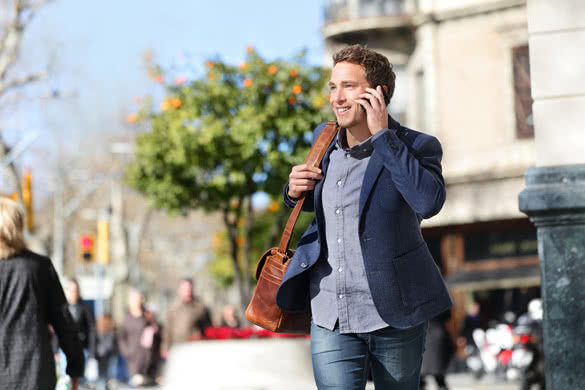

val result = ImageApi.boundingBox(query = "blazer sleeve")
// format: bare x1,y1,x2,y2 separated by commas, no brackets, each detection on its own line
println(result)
45,261,85,378
372,129,446,219
282,123,329,212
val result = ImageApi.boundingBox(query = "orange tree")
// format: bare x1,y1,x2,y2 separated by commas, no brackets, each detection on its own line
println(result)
126,48,330,308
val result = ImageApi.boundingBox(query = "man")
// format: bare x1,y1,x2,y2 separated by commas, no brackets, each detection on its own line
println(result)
162,278,212,354
0,198,84,390
60,278,97,380
276,45,452,389
118,288,161,387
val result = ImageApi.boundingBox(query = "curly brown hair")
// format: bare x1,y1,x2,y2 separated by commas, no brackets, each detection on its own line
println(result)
332,44,396,105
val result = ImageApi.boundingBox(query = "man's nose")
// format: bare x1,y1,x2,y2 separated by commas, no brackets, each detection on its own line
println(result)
332,89,345,104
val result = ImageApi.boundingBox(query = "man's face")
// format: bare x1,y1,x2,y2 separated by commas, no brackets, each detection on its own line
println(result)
128,291,144,313
329,61,370,129
65,281,80,304
178,280,193,303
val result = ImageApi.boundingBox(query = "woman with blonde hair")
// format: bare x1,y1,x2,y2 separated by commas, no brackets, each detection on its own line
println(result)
0,197,85,390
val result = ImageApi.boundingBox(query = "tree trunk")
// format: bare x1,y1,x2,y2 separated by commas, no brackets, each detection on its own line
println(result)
223,209,246,313
242,196,253,301
0,135,23,203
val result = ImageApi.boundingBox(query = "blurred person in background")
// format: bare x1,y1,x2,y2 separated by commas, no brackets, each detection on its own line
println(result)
460,301,482,348
0,198,84,390
60,278,97,380
420,310,454,390
118,288,160,387
162,277,212,356
220,304,241,328
96,313,119,390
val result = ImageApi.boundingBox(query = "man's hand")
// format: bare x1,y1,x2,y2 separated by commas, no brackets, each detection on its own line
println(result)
288,164,323,199
354,86,389,136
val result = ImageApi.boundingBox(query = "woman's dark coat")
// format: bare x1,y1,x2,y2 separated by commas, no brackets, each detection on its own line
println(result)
0,250,85,389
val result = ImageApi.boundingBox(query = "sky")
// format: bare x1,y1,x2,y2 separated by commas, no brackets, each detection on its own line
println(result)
1,0,327,191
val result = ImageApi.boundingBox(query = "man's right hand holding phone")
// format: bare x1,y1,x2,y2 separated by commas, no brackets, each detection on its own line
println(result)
288,164,323,199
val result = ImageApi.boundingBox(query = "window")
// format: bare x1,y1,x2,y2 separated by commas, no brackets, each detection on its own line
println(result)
512,45,534,139
464,229,538,262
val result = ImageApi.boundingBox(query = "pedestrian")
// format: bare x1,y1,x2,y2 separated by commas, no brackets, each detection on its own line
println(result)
161,277,212,356
276,44,452,389
420,311,454,390
60,278,97,380
0,197,85,390
460,301,482,347
95,313,118,390
220,304,241,329
118,288,160,387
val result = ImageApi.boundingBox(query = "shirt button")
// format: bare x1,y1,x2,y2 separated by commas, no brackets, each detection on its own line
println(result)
337,180,342,187
338,267,343,273
345,153,350,159
300,262,308,268
338,294,344,299
335,208,341,215
337,238,342,244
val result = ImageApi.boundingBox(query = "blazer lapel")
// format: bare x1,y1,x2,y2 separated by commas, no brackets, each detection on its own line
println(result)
315,137,337,225
359,150,384,217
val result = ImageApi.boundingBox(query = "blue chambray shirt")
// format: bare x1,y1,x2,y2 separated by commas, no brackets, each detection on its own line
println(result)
309,128,391,334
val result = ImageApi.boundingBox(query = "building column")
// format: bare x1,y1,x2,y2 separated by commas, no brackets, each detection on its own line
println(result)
520,1,585,388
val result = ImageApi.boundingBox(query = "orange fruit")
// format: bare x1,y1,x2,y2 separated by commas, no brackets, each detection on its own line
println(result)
160,100,169,111
171,98,182,108
207,60,215,68
126,113,138,123
155,75,163,84
292,84,302,95
268,200,280,213
268,65,278,75
208,72,217,80
288,97,296,105
244,78,253,87
239,61,248,70
290,69,298,77
247,45,254,53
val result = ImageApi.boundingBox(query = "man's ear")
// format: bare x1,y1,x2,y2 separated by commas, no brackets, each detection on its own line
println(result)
382,85,390,105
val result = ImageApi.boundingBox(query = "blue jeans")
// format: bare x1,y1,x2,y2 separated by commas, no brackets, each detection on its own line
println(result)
311,321,428,390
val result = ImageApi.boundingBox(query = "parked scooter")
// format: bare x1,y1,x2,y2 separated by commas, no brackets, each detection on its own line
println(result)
466,299,544,387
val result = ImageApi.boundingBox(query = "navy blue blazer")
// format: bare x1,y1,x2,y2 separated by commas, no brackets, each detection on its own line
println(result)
276,116,453,329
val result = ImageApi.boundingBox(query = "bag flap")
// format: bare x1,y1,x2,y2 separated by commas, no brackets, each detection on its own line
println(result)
255,248,295,280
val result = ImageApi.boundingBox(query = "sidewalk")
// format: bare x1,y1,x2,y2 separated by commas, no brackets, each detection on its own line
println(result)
114,373,520,390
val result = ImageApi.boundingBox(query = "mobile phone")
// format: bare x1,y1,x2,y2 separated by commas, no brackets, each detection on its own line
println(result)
360,88,390,114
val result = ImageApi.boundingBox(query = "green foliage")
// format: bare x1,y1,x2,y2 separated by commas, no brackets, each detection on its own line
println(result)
126,48,331,288
208,204,315,287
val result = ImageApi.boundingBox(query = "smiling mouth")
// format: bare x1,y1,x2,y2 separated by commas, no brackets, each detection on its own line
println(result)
336,107,351,115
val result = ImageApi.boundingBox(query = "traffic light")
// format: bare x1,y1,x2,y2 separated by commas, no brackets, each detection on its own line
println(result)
79,234,95,263
97,220,109,264
22,170,33,232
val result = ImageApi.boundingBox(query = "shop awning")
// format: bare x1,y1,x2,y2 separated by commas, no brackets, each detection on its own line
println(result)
446,265,540,291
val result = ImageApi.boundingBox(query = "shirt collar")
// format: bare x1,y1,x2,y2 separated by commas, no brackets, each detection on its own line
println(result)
335,127,374,160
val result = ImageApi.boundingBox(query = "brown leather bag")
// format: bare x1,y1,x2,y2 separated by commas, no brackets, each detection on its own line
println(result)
245,121,338,334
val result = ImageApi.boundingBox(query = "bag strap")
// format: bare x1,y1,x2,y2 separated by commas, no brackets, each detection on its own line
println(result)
277,121,338,255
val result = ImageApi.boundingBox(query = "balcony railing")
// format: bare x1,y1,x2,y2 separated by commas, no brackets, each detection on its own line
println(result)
324,0,408,24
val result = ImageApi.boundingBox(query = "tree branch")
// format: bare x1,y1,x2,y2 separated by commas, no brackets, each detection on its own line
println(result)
0,72,47,95
0,0,50,83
